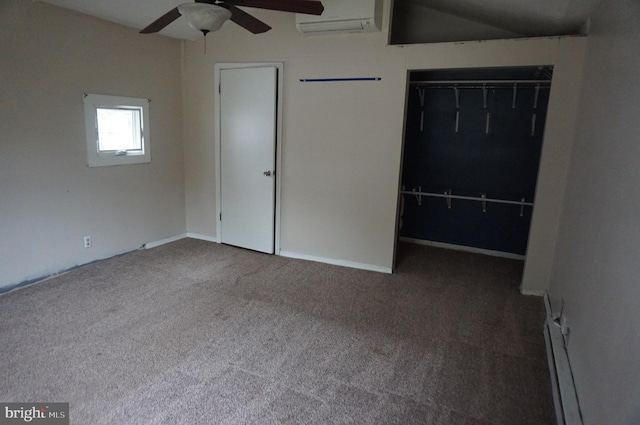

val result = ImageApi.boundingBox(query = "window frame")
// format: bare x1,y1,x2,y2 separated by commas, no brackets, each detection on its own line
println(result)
84,93,151,167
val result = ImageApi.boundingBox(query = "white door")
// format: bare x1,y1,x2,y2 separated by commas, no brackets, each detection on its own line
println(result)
220,66,277,254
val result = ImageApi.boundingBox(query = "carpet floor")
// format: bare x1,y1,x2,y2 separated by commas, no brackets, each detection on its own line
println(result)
0,239,554,424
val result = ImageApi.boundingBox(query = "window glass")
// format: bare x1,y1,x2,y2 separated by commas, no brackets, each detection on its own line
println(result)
96,107,143,152
84,94,150,167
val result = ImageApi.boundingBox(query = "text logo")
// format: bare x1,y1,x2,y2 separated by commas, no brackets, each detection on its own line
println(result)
0,404,68,425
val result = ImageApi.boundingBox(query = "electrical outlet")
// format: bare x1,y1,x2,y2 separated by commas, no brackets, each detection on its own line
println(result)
84,235,92,248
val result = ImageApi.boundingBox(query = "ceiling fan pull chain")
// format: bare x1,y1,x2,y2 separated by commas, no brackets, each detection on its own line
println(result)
200,29,210,54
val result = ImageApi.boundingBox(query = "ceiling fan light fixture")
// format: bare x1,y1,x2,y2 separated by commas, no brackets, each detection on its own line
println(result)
178,3,232,34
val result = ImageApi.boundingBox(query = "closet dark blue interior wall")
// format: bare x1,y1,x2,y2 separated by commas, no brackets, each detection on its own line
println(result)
400,67,552,255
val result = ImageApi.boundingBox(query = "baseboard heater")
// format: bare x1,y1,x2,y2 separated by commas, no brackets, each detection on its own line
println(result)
544,292,583,425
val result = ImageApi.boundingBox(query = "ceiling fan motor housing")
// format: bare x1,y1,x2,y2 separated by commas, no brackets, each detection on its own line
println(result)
140,0,324,35
178,3,232,33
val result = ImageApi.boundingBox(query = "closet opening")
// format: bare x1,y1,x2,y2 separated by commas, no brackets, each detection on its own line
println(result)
397,66,553,261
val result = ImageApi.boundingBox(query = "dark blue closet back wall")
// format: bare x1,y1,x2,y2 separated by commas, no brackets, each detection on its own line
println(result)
400,67,552,255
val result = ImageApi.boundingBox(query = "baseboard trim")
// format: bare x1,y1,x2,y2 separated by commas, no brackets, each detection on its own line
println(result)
145,233,220,249
145,233,188,249
186,233,220,243
544,292,583,425
279,251,392,274
399,237,526,260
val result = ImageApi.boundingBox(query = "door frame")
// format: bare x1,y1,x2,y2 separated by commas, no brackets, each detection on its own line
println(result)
214,62,284,254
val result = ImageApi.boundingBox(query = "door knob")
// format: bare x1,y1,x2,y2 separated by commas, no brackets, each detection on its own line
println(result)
263,171,272,177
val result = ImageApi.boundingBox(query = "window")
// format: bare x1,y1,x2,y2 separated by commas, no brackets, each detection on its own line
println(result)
84,93,150,167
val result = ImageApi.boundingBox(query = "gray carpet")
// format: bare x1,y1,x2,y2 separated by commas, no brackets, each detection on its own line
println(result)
0,239,554,424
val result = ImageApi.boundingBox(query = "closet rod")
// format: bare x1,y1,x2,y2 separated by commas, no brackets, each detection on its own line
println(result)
410,79,551,86
400,190,534,207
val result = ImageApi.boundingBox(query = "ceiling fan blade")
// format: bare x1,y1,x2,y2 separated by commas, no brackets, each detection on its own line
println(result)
220,3,272,34
140,7,181,33
226,0,324,16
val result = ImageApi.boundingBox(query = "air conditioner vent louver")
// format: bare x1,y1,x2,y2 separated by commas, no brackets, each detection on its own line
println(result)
296,0,382,34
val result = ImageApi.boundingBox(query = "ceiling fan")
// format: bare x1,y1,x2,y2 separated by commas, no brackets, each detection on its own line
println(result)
140,0,324,36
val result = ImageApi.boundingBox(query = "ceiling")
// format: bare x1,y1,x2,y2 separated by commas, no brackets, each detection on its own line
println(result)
37,0,603,42
407,0,603,37
37,0,210,40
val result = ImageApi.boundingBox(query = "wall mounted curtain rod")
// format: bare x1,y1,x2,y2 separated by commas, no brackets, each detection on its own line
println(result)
410,79,551,86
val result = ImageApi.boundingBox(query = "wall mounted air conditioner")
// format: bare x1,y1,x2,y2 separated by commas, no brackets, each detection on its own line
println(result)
296,0,382,34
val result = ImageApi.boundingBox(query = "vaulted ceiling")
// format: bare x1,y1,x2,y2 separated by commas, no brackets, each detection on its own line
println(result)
37,0,205,40
37,0,602,42
392,0,602,44
406,0,601,36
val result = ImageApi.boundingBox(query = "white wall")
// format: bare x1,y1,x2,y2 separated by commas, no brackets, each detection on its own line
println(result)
548,0,640,423
0,1,185,290
182,0,586,291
